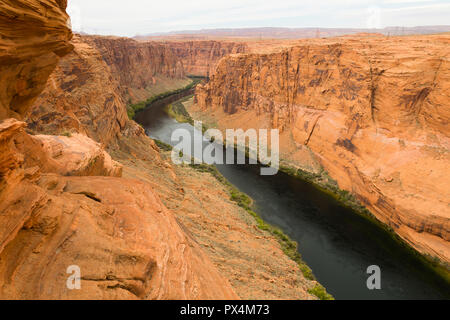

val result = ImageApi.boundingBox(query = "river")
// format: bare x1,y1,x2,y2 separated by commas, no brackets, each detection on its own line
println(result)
134,92,449,300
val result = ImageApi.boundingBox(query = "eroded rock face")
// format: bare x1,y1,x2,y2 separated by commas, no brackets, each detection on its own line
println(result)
30,133,123,177
0,119,238,300
27,34,192,145
0,0,239,299
26,37,249,146
0,0,73,119
160,41,248,77
195,34,450,263
27,35,129,145
18,30,318,297
84,36,186,102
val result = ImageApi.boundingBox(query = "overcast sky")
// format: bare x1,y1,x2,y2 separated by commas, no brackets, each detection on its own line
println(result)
67,0,450,37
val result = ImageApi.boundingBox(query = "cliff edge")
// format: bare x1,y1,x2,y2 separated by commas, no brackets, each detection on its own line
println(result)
195,34,450,264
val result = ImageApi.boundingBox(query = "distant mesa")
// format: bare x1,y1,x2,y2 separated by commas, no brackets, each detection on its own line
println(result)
133,26,450,41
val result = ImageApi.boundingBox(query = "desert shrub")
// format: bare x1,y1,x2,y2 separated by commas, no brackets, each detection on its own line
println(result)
308,284,334,300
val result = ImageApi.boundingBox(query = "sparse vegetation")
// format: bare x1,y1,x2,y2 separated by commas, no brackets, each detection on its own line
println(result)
154,139,173,151
166,96,210,134
164,95,195,125
188,162,333,300
127,77,203,119
308,284,334,300
280,164,450,286
186,75,207,81
156,88,449,298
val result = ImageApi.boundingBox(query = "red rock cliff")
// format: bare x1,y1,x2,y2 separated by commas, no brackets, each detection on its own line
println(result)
84,36,186,102
26,34,192,145
22,30,319,298
0,0,314,301
195,35,450,264
26,35,128,145
0,0,73,119
0,0,238,299
160,41,248,77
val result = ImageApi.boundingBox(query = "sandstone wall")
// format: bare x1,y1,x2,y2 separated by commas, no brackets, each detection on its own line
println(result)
160,41,248,77
27,35,128,145
25,38,248,146
0,0,238,299
26,34,192,145
0,0,315,300
0,0,73,119
195,35,450,263
84,36,186,101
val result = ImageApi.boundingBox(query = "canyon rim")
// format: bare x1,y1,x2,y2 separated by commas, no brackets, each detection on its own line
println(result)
0,0,449,304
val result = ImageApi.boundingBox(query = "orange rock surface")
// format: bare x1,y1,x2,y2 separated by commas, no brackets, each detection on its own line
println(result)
27,34,191,145
0,0,238,300
157,41,248,77
0,119,238,299
83,35,187,103
0,0,316,299
195,34,450,264
0,0,73,119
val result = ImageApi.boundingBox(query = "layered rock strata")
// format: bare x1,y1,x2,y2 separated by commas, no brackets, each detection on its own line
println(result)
0,0,316,299
0,0,237,300
158,41,248,77
195,34,450,264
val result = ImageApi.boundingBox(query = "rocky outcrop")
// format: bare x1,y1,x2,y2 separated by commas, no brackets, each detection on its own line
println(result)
0,0,316,300
27,37,248,145
84,36,186,103
0,119,238,300
160,41,248,77
27,35,191,145
0,0,73,119
29,133,123,177
26,35,130,145
195,34,450,263
0,0,239,300
26,35,127,145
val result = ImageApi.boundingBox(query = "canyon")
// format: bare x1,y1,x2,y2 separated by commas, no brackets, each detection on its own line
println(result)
0,0,448,301
193,34,450,265
157,41,248,78
0,0,318,299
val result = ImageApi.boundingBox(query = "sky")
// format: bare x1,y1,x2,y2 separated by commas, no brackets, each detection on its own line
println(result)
67,0,450,37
